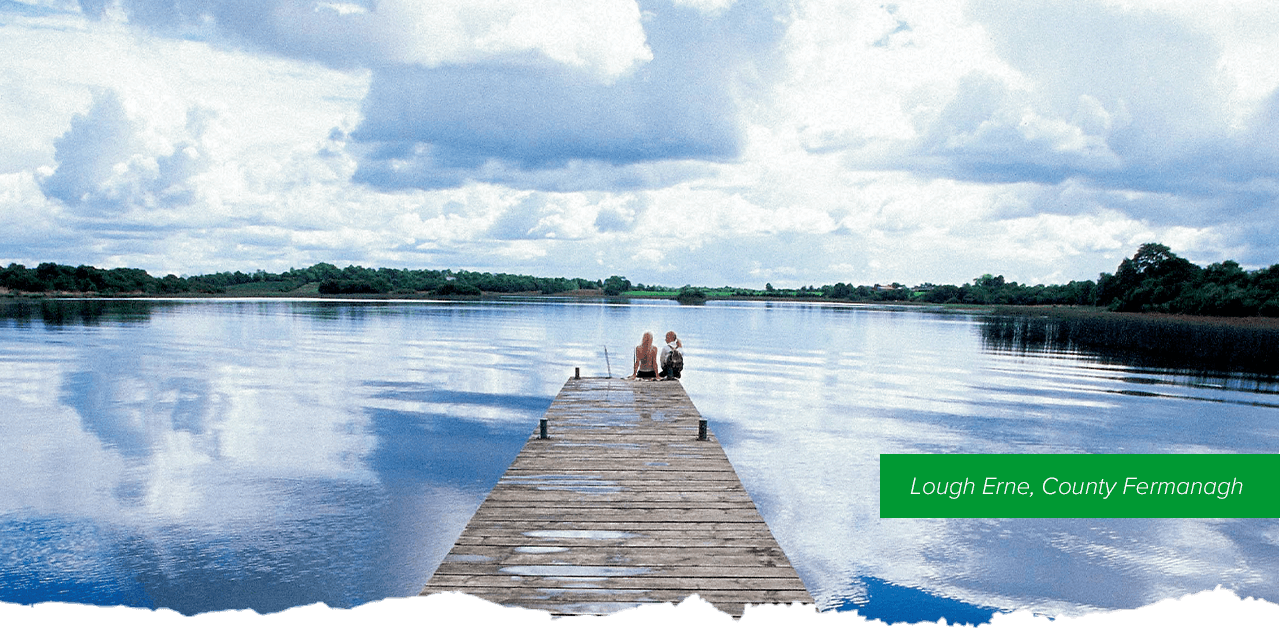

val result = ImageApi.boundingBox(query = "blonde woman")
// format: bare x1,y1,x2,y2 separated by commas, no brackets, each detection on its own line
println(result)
630,331,660,380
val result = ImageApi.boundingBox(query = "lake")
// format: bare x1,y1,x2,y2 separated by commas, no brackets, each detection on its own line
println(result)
0,298,1275,621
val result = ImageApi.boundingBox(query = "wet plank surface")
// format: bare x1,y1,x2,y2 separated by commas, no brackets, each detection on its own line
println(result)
419,377,813,616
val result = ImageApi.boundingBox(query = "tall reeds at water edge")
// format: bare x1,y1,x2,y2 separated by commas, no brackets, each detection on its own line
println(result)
981,309,1278,377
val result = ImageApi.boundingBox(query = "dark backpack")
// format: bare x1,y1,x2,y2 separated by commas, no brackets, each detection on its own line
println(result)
664,345,683,372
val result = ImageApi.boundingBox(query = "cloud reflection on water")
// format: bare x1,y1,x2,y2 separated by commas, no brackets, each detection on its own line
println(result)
0,299,1275,617
680,303,1276,617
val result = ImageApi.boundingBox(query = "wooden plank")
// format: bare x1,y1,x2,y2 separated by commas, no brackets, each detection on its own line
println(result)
420,377,812,617
436,548,794,567
451,520,770,532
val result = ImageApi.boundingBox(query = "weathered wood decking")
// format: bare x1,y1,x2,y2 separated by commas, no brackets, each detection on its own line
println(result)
420,376,813,616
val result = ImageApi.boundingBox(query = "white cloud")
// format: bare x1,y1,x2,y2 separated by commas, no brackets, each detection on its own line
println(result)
775,0,1022,154
109,0,652,81
345,0,757,192
38,88,140,208
774,0,1275,210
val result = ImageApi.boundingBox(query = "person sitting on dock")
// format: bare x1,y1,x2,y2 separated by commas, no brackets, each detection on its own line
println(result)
630,331,660,380
659,331,683,380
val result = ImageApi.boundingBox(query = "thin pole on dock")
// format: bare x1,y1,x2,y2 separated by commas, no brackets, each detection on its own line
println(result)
603,346,612,378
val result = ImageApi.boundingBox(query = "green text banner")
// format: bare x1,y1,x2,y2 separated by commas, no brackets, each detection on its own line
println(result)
880,454,1278,518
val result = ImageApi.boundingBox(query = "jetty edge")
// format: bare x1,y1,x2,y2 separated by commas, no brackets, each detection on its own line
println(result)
419,374,814,616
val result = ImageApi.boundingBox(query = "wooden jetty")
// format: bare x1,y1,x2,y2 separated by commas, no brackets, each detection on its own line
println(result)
420,376,813,616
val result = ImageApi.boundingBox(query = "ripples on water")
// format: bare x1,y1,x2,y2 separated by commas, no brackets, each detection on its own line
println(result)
0,299,1275,620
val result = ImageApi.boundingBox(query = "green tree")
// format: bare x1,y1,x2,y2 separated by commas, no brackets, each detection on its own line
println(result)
1107,243,1199,312
603,275,632,296
675,285,707,304
976,274,1005,289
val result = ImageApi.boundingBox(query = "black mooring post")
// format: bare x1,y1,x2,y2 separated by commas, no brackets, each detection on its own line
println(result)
698,418,708,441
575,367,580,380
539,418,549,439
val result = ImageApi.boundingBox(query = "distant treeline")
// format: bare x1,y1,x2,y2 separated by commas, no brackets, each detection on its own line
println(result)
914,243,1277,317
0,262,598,297
722,243,1275,318
2,243,1275,317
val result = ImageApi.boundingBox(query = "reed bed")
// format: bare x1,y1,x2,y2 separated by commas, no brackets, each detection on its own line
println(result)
981,308,1278,376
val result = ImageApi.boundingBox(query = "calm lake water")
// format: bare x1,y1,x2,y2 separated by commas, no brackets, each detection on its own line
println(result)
1,298,1275,621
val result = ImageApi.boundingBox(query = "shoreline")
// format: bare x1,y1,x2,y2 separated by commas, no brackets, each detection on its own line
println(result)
2,290,1275,330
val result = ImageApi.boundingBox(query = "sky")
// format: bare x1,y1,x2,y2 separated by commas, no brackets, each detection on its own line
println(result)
1,0,1276,289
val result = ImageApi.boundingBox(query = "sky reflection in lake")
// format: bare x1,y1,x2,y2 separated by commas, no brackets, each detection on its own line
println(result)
678,302,1276,617
0,299,1275,617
